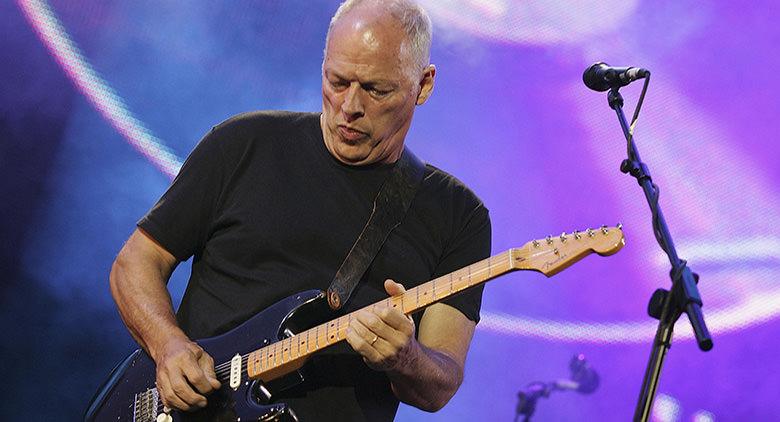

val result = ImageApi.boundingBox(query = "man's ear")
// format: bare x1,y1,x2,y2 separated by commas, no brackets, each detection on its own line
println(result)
416,64,436,105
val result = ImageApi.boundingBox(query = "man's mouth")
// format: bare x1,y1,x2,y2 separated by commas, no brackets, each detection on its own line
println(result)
338,125,367,142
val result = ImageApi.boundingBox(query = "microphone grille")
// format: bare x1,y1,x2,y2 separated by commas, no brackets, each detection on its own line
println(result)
582,62,611,92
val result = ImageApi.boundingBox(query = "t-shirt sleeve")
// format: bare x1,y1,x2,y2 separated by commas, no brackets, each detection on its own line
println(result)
137,127,228,261
435,203,492,324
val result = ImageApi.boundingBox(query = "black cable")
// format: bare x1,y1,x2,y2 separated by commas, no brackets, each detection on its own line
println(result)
624,75,673,257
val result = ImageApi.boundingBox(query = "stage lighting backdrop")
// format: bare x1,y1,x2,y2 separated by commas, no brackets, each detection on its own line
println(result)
2,0,779,420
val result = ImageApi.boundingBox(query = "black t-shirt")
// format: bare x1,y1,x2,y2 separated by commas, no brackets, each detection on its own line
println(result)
138,111,491,421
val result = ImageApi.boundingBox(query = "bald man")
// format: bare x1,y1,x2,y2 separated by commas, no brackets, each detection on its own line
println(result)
109,1,491,420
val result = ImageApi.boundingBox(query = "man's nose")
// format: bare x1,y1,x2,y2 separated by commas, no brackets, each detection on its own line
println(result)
341,84,365,121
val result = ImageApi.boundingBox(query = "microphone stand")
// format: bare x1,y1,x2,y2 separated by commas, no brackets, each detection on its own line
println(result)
604,87,713,422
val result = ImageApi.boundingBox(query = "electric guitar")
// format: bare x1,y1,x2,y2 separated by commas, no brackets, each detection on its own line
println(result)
85,226,625,421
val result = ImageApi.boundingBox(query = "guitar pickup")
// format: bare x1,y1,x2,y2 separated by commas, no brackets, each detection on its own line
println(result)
229,353,242,391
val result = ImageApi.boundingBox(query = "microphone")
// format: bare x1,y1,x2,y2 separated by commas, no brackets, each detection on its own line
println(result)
583,62,649,92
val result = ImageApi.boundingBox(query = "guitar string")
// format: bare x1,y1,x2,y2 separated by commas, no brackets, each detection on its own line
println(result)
151,237,613,412
153,247,587,413
209,244,587,379
191,234,602,376
208,252,514,379
151,257,507,414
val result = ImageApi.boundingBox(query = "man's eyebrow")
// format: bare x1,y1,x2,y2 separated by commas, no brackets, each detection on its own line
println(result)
325,69,397,87
324,70,345,80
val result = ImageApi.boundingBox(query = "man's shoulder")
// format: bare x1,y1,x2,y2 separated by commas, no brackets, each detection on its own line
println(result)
422,163,485,207
212,110,319,135
197,110,320,158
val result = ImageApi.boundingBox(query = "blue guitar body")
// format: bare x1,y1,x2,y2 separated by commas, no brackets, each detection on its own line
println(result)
85,290,328,422
84,229,626,421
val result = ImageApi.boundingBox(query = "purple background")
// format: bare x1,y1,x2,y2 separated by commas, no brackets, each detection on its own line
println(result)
2,1,778,420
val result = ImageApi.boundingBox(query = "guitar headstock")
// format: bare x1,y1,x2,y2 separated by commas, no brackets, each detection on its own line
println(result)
509,225,625,276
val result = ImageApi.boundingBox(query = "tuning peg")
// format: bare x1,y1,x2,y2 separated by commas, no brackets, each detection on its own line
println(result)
600,225,609,235
532,239,540,248
586,228,595,237
546,235,554,245
559,232,568,243
573,230,582,240
617,222,623,230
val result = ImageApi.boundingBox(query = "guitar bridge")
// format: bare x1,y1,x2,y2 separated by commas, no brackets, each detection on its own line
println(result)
132,387,160,422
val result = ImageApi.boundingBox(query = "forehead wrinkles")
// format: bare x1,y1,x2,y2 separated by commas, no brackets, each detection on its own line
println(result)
325,56,403,84
325,32,406,83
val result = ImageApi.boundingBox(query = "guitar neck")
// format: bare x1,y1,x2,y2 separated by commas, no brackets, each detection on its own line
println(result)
245,249,523,381
244,225,624,381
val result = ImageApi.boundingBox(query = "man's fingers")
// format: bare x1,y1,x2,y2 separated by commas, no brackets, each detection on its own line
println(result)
182,359,217,396
157,372,193,411
346,322,383,361
348,318,374,344
355,310,384,333
376,306,414,334
198,353,222,390
384,279,406,296
168,370,208,408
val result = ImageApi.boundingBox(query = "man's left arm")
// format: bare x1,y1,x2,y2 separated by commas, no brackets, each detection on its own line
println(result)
347,280,475,412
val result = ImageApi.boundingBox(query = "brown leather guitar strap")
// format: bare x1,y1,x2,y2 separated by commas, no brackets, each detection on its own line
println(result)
326,147,426,310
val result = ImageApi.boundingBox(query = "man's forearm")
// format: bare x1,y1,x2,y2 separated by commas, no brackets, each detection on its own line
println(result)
109,243,185,359
387,339,463,412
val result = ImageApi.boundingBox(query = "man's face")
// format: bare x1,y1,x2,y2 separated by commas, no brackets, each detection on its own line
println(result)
321,13,432,166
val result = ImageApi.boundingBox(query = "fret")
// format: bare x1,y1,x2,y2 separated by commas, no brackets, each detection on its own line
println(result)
249,351,257,374
467,263,472,289
321,322,329,346
328,321,336,344
324,322,330,346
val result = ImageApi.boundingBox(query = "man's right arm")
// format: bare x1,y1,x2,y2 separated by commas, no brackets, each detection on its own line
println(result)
109,228,220,411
